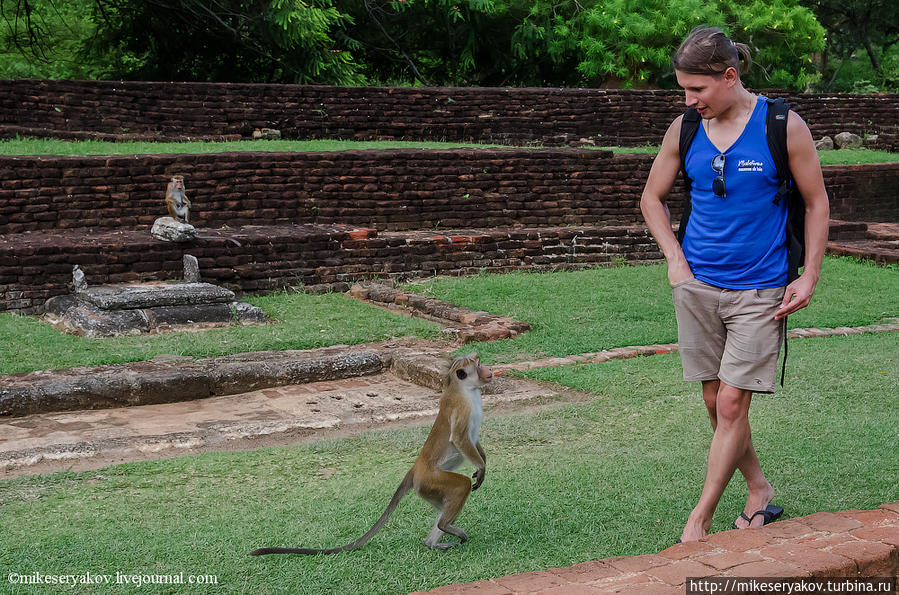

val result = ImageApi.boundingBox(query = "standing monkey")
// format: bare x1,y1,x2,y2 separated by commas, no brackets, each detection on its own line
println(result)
251,353,492,555
165,175,191,223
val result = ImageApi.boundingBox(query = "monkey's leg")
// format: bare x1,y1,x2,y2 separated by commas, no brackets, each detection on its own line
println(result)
423,472,471,550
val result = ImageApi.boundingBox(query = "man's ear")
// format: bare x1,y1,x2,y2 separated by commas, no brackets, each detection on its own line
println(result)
723,66,739,87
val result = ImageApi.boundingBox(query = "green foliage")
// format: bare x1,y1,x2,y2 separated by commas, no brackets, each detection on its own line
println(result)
511,0,826,89
0,0,866,91
723,0,825,90
813,43,899,93
0,0,101,78
801,0,898,91
338,0,528,86
592,0,719,86
1,0,364,83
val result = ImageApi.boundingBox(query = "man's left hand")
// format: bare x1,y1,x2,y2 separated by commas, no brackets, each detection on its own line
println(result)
774,273,817,320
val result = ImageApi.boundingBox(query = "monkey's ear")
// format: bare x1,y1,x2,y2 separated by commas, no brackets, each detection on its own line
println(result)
456,369,467,380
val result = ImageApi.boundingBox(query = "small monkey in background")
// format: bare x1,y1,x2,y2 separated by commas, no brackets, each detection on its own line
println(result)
251,353,492,555
165,175,191,223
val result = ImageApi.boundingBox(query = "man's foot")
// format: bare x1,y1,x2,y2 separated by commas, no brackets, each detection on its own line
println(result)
733,483,775,529
679,511,711,543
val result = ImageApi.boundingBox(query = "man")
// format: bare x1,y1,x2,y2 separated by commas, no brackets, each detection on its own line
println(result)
640,26,829,542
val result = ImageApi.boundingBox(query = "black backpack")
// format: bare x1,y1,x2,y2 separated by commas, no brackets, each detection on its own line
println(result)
676,97,805,385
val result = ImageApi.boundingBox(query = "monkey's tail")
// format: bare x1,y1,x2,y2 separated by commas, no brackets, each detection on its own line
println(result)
250,470,414,556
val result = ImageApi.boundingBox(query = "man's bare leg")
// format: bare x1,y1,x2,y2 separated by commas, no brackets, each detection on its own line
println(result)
701,381,775,529
680,382,757,542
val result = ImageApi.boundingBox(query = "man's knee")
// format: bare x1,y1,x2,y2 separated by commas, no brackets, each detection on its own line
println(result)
715,384,752,426
701,380,720,411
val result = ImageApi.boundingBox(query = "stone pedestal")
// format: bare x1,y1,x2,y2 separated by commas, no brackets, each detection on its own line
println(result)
44,282,266,337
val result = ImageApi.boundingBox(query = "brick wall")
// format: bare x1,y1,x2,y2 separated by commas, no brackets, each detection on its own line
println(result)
2,79,898,146
0,149,656,233
1,150,896,236
825,163,899,221
0,225,659,313
1,147,895,313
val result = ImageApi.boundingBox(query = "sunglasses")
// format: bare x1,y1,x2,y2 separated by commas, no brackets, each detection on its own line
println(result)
711,153,726,198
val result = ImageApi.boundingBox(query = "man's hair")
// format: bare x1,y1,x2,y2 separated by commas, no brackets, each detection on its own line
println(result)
672,26,752,76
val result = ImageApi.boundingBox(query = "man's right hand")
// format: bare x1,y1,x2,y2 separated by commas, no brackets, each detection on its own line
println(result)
668,260,695,287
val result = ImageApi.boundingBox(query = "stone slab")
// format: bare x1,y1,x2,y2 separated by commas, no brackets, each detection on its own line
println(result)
77,282,235,310
0,347,389,417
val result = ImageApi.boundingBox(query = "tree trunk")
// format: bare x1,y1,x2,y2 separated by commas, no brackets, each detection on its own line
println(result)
863,38,881,71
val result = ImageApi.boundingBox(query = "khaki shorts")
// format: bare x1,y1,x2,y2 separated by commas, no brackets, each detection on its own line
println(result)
672,279,785,393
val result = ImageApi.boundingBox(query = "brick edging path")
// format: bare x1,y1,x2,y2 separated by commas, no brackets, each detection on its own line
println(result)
415,502,899,594
490,321,899,376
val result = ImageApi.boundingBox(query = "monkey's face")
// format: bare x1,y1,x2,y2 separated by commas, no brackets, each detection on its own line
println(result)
451,354,492,389
476,361,493,385
171,178,184,190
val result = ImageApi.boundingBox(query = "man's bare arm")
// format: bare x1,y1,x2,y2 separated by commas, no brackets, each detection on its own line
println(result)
774,111,830,320
640,116,694,286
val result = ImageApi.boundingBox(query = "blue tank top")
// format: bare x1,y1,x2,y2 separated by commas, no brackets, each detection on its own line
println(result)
682,96,788,289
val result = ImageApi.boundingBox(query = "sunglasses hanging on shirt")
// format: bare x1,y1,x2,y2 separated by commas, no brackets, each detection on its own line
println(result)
711,153,726,198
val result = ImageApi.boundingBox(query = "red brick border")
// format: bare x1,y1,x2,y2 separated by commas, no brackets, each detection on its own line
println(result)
414,502,899,594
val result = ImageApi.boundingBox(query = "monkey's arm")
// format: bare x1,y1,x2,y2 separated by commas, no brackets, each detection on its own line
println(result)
450,415,486,490
165,195,178,219
471,442,487,489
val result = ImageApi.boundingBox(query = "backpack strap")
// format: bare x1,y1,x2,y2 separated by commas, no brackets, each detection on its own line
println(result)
765,97,792,205
765,97,796,387
677,107,702,244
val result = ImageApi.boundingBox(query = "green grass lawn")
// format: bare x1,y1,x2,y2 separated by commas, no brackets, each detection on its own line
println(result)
1,138,896,164
817,148,899,165
0,292,440,375
2,256,894,375
405,256,898,364
0,138,507,156
1,332,895,594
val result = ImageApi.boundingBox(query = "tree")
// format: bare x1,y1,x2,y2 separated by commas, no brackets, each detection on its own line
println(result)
1,0,364,83
515,0,825,89
1,0,828,89
802,0,897,71
800,0,898,90
0,0,100,78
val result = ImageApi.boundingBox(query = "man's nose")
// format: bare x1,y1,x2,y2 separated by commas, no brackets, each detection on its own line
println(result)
684,92,698,107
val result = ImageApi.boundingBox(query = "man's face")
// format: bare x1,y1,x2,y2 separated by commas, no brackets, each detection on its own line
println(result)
675,69,735,120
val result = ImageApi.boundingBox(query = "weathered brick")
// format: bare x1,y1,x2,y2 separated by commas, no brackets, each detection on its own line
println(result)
851,526,899,547
704,528,780,552
697,551,766,571
603,554,668,573
427,580,512,595
800,512,864,533
658,540,716,560
492,570,568,593
829,540,895,575
545,561,619,584
646,559,717,586
759,543,856,576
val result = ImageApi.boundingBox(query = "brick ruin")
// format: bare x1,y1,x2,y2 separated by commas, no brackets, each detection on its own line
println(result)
2,79,899,148
0,81,897,312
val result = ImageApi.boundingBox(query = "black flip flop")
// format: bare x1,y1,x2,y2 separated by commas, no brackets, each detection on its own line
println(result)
734,504,785,529
749,504,784,527
732,512,752,530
